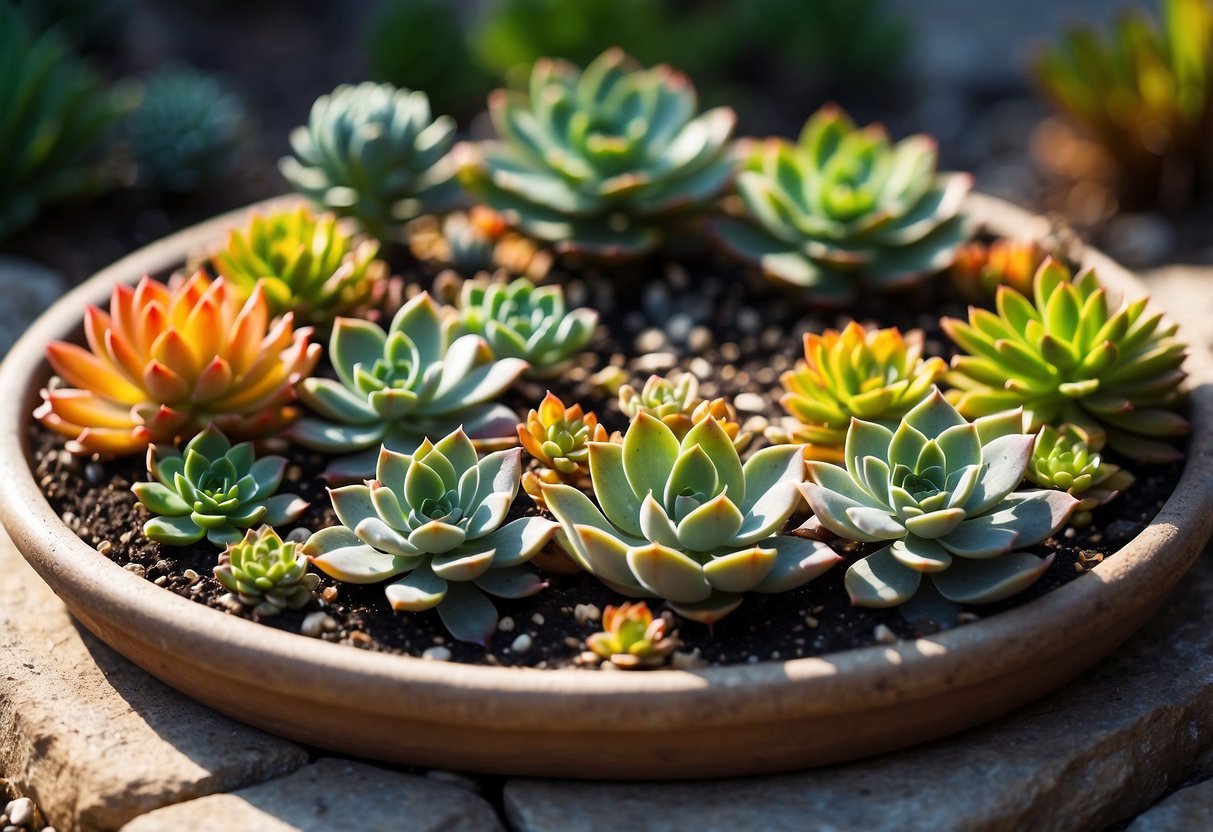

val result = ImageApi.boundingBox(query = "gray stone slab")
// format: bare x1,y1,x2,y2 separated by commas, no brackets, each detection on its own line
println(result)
1128,778,1213,832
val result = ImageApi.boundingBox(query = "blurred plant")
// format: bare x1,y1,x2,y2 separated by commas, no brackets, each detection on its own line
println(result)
37,273,320,456
304,429,557,643
215,526,320,616
1027,424,1136,527
949,238,1052,304
408,206,554,280
12,0,131,54
619,372,750,450
714,104,972,305
586,601,679,668
517,391,608,504
134,427,308,547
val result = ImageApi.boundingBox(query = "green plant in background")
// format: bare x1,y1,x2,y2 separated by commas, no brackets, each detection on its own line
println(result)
801,390,1078,616
211,206,389,328
280,82,460,243
943,258,1189,463
303,429,557,643
619,373,749,449
713,104,972,305
215,526,320,617
1034,0,1213,208
451,276,598,375
586,601,679,669
285,291,528,480
543,413,840,623
134,427,308,547
1027,424,1135,527
125,65,244,193
0,1,117,241
457,48,737,259
13,0,131,54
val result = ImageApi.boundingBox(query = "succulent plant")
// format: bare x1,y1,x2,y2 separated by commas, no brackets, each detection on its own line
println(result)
279,82,460,242
1027,424,1135,527
586,601,679,668
713,104,972,304
518,391,609,503
126,66,244,193
801,390,1078,613
285,291,528,480
770,323,946,463
215,526,320,616
37,273,320,456
457,48,737,259
303,429,557,643
210,206,389,328
617,372,750,449
0,2,118,241
408,206,554,280
950,238,1051,304
134,427,308,547
543,413,840,623
943,258,1189,463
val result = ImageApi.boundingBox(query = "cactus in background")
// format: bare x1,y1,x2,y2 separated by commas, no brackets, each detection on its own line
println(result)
215,526,320,616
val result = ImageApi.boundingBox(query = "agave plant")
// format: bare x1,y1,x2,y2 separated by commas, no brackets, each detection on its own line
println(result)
210,206,389,328
280,82,460,242
713,104,972,304
586,601,679,669
1027,424,1135,527
771,323,946,463
801,390,1078,613
943,258,1188,462
618,373,749,448
949,238,1050,304
215,526,320,616
543,413,840,623
37,273,320,456
134,427,308,547
285,291,528,479
457,48,737,258
303,429,557,643
518,391,609,504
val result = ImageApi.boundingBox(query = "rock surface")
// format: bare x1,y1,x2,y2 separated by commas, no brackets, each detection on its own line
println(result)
1127,778,1213,832
119,758,504,832
0,257,65,357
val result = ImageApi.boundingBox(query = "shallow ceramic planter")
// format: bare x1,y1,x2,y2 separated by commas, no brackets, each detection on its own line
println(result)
1,193,1210,780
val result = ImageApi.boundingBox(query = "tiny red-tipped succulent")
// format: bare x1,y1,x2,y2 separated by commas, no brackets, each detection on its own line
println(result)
586,602,679,669
517,392,609,503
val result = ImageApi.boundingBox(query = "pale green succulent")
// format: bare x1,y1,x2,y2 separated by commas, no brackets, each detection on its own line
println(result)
133,427,308,547
801,389,1078,614
215,526,320,616
1027,424,1134,528
543,413,840,623
303,429,557,643
285,291,528,480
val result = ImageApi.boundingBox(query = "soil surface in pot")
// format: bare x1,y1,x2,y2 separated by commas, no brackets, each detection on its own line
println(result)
29,242,1184,669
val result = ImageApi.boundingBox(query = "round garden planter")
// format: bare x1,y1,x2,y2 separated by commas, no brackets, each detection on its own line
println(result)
1,192,1210,780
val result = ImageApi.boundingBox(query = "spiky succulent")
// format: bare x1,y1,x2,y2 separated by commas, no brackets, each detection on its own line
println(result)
457,48,737,258
134,427,308,547
771,323,947,463
586,601,679,669
280,82,460,242
210,206,389,328
37,273,320,456
126,66,244,193
943,258,1188,462
617,373,749,449
517,391,609,503
286,291,528,480
215,526,320,616
543,413,840,623
950,238,1051,304
713,104,972,304
1027,424,1135,527
303,429,557,643
801,390,1078,613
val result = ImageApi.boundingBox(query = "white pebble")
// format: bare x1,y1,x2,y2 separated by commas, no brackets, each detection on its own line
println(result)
733,392,766,413
531,613,545,625
498,616,516,632
422,646,452,661
874,624,897,645
286,527,312,544
511,633,533,653
6,798,33,828
300,611,332,638
574,603,600,625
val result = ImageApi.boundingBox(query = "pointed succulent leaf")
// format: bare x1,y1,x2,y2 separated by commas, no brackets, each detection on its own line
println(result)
626,543,712,603
846,544,923,607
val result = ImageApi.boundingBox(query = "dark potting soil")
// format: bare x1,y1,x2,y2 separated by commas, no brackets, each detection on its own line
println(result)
28,244,1186,669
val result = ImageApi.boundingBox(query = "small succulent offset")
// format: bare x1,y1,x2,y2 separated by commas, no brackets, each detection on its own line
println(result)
280,82,460,242
944,258,1188,463
713,104,972,305
618,373,749,449
517,392,609,503
1027,424,1135,528
451,276,598,374
215,526,320,617
801,390,1078,613
210,207,389,328
286,291,528,480
134,427,308,547
586,602,679,669
303,429,558,643
771,323,946,463
950,238,1050,304
457,48,737,258
37,273,320,456
543,413,841,623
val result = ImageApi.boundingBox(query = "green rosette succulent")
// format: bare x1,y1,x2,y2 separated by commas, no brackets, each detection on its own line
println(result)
133,427,308,547
215,526,320,617
303,429,558,643
543,413,841,623
943,258,1189,463
457,48,737,258
279,82,460,242
801,390,1078,614
452,276,598,375
286,291,529,480
1027,424,1135,528
211,206,389,328
586,601,679,669
713,104,972,305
